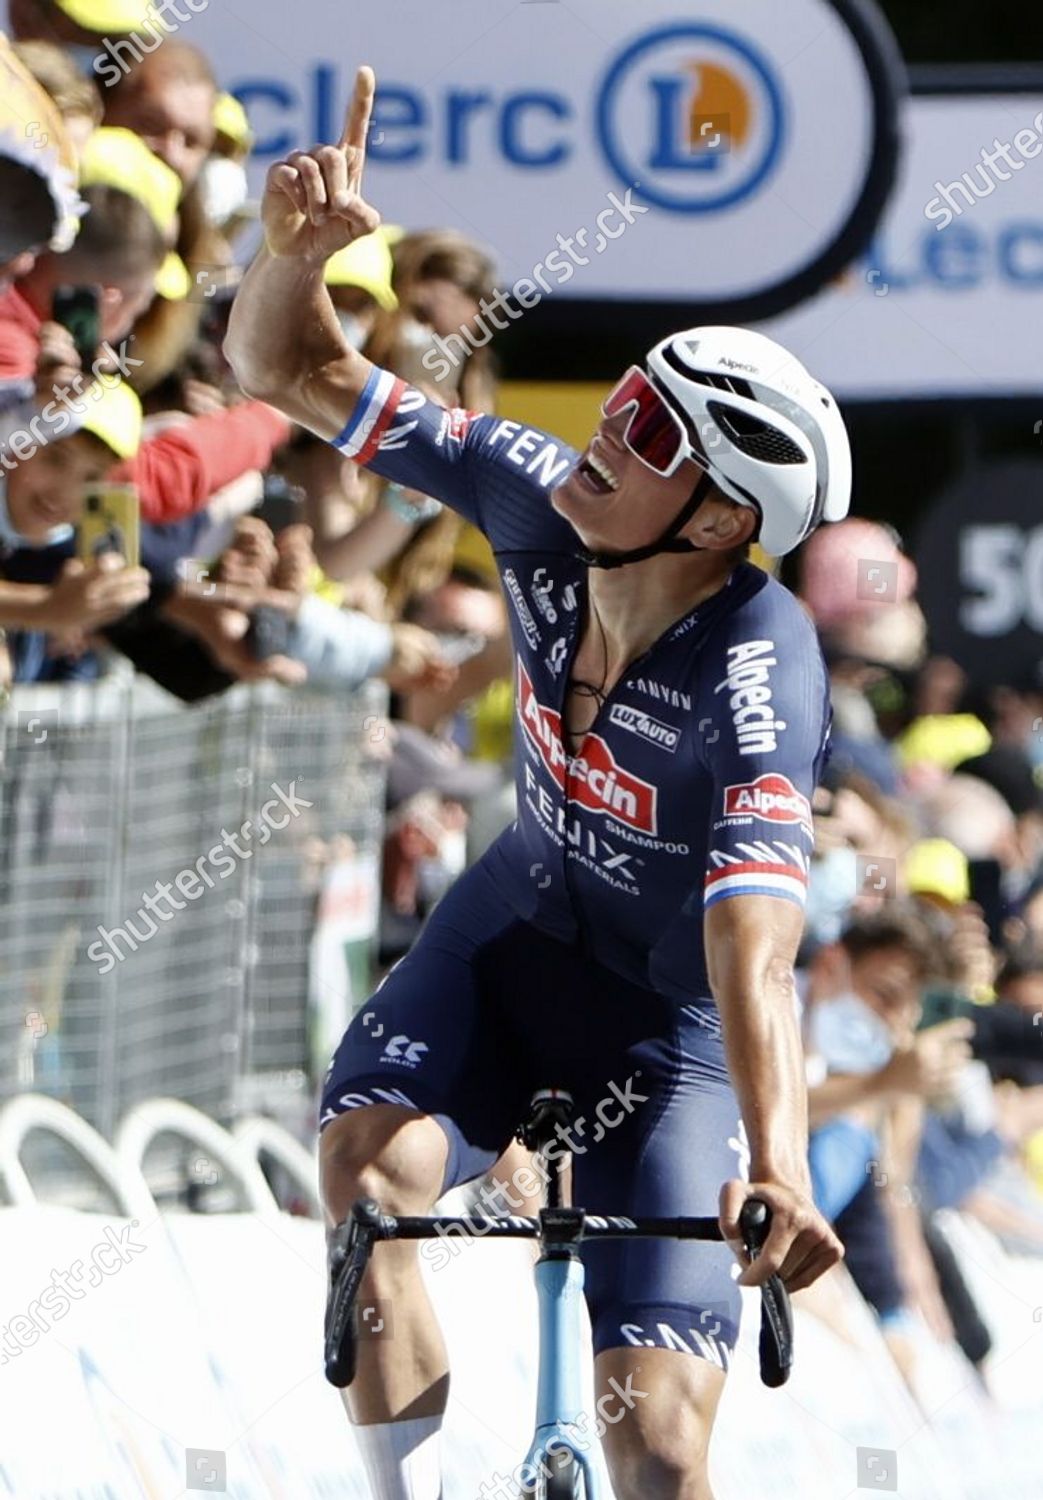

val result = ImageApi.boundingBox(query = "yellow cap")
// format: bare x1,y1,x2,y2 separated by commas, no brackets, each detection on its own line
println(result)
895,714,992,771
154,249,190,301
53,0,154,32
212,91,253,151
906,839,970,906
324,229,398,311
78,378,143,460
79,126,181,234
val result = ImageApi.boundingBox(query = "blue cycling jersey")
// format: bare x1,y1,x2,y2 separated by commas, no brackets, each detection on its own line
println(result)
332,366,831,1003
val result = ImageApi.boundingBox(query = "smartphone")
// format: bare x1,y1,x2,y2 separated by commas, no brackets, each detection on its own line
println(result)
52,285,100,371
246,605,295,660
968,858,1005,948
78,484,140,568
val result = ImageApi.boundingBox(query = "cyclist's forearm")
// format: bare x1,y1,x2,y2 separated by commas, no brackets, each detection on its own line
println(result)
706,899,811,1189
718,977,811,1191
224,249,369,436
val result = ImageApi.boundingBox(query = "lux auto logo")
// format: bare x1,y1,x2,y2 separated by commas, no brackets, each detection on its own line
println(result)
597,23,786,214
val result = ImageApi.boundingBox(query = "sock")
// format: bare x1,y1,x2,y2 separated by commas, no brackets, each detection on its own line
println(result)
354,1414,444,1500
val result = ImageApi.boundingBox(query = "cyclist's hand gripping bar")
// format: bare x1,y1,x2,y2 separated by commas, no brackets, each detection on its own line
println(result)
739,1197,794,1389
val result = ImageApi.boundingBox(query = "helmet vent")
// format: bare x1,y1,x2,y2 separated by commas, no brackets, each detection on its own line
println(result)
660,343,754,400
707,401,806,465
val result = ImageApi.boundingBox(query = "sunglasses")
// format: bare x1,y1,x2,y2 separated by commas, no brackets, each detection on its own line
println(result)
601,365,703,478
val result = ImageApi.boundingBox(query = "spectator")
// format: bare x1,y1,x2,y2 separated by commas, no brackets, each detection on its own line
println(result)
100,38,216,190
0,31,84,280
12,36,103,157
7,0,153,50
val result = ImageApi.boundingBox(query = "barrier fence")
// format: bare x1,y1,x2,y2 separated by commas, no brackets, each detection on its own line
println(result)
0,677,386,1142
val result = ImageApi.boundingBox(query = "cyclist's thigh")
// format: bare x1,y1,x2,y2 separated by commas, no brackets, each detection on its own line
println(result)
572,999,746,1368
319,864,535,1193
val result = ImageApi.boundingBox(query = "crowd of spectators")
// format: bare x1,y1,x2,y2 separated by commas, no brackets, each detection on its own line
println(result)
0,0,515,964
3,0,1043,1410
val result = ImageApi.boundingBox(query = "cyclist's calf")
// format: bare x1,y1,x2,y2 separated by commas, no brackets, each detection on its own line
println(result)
320,1104,448,1226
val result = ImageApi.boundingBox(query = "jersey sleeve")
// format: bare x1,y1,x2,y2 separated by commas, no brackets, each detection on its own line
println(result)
699,601,830,914
327,364,577,539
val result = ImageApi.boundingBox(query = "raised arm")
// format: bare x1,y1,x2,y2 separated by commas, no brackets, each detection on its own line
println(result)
223,67,381,438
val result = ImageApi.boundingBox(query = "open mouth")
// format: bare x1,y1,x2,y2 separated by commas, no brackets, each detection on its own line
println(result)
574,448,619,495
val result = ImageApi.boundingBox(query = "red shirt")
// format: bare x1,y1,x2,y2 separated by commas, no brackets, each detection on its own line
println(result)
0,285,291,521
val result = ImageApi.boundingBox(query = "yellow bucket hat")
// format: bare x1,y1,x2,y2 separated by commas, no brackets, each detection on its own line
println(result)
78,378,143,460
324,229,398,311
53,0,154,32
905,839,971,907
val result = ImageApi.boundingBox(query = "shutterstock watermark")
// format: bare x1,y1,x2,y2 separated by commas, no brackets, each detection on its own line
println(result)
421,1075,648,1273
478,1376,648,1498
925,110,1043,230
0,344,144,473
92,0,210,88
87,780,312,974
0,1221,146,1365
422,185,648,381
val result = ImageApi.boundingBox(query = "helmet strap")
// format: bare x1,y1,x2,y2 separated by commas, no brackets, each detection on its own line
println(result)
576,469,715,572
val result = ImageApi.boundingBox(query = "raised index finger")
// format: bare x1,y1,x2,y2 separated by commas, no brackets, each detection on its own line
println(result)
339,64,376,161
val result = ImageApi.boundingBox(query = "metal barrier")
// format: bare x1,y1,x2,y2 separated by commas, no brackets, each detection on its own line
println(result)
0,676,386,1138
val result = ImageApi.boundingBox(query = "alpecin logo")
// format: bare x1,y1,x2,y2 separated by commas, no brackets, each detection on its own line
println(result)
722,773,811,829
518,662,658,834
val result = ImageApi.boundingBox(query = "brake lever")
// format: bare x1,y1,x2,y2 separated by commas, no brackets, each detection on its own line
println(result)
739,1197,794,1388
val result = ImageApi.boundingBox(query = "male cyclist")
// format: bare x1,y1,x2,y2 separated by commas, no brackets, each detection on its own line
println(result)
226,66,845,1500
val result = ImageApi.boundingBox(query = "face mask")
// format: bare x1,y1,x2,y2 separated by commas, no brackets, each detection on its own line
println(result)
804,848,859,946
335,309,369,350
0,483,74,552
807,992,894,1075
416,829,468,907
197,156,250,227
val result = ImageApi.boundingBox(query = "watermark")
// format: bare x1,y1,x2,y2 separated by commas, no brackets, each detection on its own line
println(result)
866,268,889,297
87,779,312,974
855,854,898,899
93,0,211,89
478,1375,648,1498
0,343,144,473
422,185,649,381
16,708,59,745
186,1448,226,1492
855,558,899,603
421,1075,649,1273
856,1446,897,1491
925,111,1043,231
0,1221,146,1365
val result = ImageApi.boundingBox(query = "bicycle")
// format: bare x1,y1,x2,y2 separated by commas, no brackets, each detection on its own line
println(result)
325,1087,794,1499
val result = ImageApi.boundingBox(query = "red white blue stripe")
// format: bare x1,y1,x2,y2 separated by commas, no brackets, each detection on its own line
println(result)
331,366,405,464
704,860,808,909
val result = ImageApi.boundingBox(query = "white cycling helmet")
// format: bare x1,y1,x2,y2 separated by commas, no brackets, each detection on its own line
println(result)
645,326,851,558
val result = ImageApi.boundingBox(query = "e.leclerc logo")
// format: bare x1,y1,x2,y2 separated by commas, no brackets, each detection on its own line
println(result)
596,23,786,215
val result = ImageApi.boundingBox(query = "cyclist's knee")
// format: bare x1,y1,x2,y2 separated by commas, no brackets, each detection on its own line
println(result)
597,1349,721,1500
320,1105,447,1223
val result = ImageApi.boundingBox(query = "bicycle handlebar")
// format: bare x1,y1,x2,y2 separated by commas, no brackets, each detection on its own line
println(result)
325,1195,793,1389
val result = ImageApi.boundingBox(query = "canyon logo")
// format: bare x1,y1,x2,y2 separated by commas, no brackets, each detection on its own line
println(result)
519,663,658,834
722,773,811,830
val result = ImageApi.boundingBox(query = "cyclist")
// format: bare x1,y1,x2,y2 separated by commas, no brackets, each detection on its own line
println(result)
226,66,845,1500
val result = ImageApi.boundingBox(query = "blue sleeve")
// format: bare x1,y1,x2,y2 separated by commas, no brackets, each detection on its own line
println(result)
284,595,391,690
700,589,830,913
327,364,578,543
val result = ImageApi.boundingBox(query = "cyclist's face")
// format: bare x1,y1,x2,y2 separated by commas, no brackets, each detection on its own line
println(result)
552,407,709,553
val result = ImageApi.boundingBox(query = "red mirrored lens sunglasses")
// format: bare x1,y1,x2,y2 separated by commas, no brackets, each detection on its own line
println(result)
601,365,702,478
